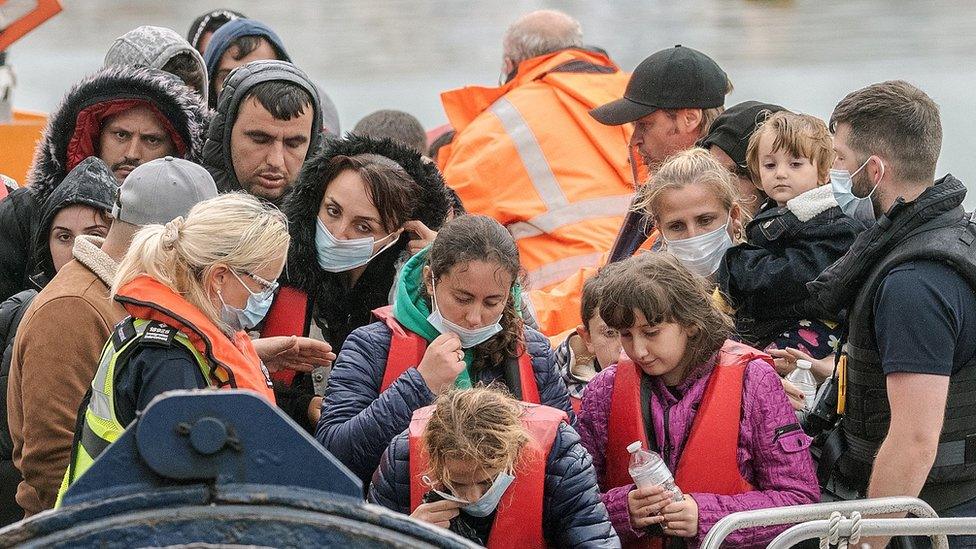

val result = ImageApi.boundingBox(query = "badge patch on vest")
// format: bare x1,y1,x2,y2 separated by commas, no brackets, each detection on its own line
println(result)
112,317,138,349
141,321,178,347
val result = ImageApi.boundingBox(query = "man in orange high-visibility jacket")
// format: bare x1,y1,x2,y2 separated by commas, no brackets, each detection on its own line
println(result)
437,10,636,292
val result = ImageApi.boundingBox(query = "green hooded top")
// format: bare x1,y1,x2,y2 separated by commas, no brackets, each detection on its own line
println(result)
391,247,525,389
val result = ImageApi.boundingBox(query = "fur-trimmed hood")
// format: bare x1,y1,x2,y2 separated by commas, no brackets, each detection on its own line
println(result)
201,60,323,195
26,65,209,204
283,134,452,296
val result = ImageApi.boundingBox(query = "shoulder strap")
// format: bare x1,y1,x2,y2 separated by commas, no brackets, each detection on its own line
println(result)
606,358,648,490
375,306,428,392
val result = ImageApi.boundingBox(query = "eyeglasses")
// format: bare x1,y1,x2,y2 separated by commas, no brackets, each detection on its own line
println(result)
236,269,279,295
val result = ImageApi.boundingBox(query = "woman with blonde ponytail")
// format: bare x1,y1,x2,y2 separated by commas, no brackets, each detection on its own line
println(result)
317,215,573,486
58,193,291,498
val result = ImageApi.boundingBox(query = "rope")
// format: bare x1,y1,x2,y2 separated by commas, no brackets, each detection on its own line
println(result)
849,511,863,545
821,511,843,549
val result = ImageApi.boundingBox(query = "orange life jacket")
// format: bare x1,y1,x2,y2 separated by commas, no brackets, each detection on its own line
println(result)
372,306,541,402
438,49,637,291
260,285,313,385
115,275,275,402
605,340,769,548
408,403,568,549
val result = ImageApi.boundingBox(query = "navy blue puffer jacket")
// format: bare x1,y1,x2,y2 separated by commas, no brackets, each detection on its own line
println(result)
368,422,619,548
315,321,574,485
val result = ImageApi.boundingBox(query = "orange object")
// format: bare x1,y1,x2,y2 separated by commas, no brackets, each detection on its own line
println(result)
0,109,46,185
116,275,276,402
438,49,635,293
604,340,769,548
0,0,62,52
408,403,567,548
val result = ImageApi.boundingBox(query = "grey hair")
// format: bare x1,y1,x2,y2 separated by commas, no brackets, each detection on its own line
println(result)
502,10,583,66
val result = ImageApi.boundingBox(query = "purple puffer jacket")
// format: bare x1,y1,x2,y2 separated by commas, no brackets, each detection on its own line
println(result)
577,354,819,548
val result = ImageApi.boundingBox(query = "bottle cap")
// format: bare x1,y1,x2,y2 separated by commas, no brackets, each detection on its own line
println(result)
627,441,642,453
796,359,812,370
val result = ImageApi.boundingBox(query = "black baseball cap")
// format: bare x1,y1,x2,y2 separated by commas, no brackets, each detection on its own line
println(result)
698,101,787,169
590,45,729,126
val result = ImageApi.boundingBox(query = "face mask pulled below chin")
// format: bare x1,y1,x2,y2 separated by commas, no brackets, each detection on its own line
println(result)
427,277,503,349
424,472,516,518
830,157,882,225
315,217,398,273
663,218,733,277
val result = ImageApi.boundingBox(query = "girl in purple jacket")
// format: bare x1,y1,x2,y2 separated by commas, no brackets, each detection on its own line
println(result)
576,252,819,548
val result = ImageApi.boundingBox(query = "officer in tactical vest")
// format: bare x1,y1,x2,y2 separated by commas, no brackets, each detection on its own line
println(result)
808,80,976,549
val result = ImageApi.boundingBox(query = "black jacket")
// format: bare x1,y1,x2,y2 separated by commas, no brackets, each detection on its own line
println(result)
272,135,451,429
719,185,864,347
369,423,619,548
0,289,36,526
0,66,208,301
200,60,323,195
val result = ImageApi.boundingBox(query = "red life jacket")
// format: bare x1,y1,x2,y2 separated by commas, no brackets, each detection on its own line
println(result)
372,305,541,402
605,340,770,548
260,285,313,385
115,275,276,402
408,403,568,549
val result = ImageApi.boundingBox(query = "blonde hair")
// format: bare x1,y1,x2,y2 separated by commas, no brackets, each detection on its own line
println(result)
112,193,290,329
423,387,530,492
634,148,747,226
746,111,835,184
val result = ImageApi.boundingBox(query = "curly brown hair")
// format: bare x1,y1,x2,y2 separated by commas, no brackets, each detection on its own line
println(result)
423,387,530,492
599,253,732,368
426,215,524,372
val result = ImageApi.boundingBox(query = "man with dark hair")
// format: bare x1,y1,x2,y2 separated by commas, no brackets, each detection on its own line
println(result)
201,60,323,205
809,80,975,548
352,109,428,156
186,8,245,54
201,18,290,108
0,65,207,302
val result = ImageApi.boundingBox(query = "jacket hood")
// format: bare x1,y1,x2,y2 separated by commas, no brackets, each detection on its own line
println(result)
32,156,117,281
201,60,323,194
104,25,209,105
282,134,452,295
202,18,290,107
187,9,246,52
26,65,209,204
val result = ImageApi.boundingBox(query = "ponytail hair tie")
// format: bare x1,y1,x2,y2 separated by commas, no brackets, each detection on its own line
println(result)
161,216,185,251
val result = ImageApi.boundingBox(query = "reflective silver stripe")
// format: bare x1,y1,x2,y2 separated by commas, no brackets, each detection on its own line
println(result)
507,194,633,240
89,390,113,421
488,98,568,210
88,321,150,421
526,251,606,289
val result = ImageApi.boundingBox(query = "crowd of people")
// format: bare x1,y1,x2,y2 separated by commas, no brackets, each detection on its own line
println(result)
0,7,973,549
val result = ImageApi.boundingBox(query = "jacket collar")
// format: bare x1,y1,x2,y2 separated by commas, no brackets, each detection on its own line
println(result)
808,174,967,315
441,49,620,132
72,235,117,287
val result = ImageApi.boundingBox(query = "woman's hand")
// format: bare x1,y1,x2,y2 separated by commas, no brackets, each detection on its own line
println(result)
411,499,461,529
768,347,832,382
404,220,438,256
627,485,673,529
254,336,336,373
417,333,465,394
781,378,807,411
661,495,699,538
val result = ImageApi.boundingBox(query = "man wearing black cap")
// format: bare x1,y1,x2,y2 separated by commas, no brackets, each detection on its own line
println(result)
590,45,731,260
698,101,787,216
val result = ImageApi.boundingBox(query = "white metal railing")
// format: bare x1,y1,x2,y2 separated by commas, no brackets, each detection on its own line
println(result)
699,497,939,549
767,516,976,549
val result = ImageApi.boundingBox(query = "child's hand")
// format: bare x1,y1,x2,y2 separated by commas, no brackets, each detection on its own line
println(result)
627,485,673,529
661,495,699,538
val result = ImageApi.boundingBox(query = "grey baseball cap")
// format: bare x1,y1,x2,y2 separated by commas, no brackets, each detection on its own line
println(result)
113,156,218,225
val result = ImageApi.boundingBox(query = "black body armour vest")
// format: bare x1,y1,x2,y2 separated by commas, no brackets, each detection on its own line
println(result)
839,205,976,506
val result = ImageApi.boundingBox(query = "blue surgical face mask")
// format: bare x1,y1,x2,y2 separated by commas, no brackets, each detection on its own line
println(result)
424,472,516,518
218,270,277,331
426,275,503,349
315,217,399,273
830,156,883,225
661,217,733,277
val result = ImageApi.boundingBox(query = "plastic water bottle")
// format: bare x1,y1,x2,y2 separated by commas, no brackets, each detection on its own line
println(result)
627,441,683,501
787,359,818,417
